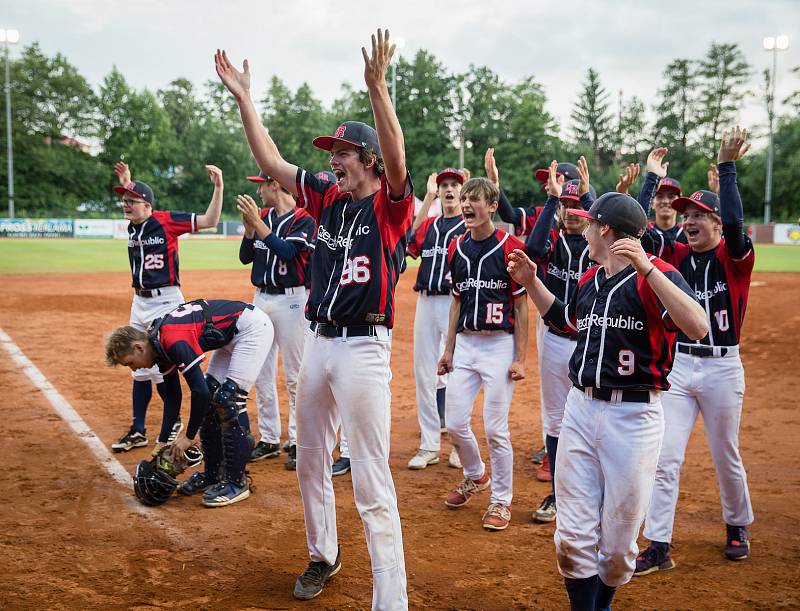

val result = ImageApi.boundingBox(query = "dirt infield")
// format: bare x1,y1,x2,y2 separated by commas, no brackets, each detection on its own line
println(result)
0,270,798,610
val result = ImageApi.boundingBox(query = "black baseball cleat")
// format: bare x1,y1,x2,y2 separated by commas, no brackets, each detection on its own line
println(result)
112,427,148,452
634,542,676,576
724,525,751,560
332,457,351,476
285,445,297,471
293,546,342,600
250,441,280,462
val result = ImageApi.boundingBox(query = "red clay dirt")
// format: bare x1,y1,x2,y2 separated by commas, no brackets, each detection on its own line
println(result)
0,270,798,610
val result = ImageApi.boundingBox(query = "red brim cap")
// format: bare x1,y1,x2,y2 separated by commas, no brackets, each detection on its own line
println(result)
534,168,564,186
566,208,594,220
559,195,581,203
657,184,681,195
247,175,268,183
436,170,464,185
671,197,715,214
312,136,361,152
112,185,145,199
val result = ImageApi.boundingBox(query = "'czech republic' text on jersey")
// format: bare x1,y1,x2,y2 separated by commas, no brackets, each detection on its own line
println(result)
153,300,250,376
128,210,196,289
296,169,414,328
408,215,466,294
544,258,696,390
447,229,526,334
666,238,753,347
240,208,315,289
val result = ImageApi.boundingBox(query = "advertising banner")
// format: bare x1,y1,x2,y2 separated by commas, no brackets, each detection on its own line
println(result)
773,224,800,245
74,219,114,238
0,218,74,238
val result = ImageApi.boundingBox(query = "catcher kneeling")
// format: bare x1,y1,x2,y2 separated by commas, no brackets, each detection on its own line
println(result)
106,299,274,507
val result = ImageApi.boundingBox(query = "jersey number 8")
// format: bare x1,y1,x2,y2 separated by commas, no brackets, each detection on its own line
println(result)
340,256,371,285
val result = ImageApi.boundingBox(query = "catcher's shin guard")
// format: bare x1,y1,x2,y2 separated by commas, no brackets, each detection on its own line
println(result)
199,408,223,484
213,379,251,484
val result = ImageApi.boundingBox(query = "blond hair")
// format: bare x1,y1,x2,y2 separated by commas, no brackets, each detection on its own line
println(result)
105,326,149,366
461,177,499,204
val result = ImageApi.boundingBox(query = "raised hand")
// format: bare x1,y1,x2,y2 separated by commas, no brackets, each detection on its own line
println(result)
362,28,395,91
214,49,250,100
114,161,131,185
507,248,538,288
615,163,641,195
718,126,751,163
206,165,223,188
546,160,562,198
426,172,438,195
707,163,720,194
236,194,261,226
485,148,500,186
646,147,669,178
577,156,590,196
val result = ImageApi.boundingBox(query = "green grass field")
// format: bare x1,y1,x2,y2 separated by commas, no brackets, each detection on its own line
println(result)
0,238,796,274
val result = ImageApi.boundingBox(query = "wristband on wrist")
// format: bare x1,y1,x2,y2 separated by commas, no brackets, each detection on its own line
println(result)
644,266,656,279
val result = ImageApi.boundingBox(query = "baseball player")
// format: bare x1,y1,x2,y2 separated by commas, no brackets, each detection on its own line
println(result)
634,148,688,251
237,170,315,468
507,192,707,610
216,28,411,609
636,127,755,573
105,299,274,507
524,159,594,524
111,162,224,454
437,177,528,532
406,168,467,471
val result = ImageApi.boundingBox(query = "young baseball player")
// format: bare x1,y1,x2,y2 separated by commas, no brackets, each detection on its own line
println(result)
524,159,594,524
636,127,755,573
111,162,224,454
406,168,466,471
216,29,411,609
634,148,688,257
437,177,528,532
507,192,707,611
237,170,315,467
105,299,274,507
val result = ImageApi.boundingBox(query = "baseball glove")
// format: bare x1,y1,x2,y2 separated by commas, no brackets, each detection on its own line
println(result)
153,445,190,478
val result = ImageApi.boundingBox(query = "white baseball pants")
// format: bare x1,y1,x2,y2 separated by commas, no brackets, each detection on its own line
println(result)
251,288,307,445
413,293,451,452
643,350,753,543
129,286,184,383
445,331,516,506
539,329,576,438
205,306,274,392
554,387,663,587
295,327,407,611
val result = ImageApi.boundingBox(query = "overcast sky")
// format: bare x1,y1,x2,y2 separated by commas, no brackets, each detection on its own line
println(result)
6,0,800,146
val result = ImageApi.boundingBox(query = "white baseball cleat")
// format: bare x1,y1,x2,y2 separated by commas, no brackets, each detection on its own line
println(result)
448,447,462,469
408,449,440,470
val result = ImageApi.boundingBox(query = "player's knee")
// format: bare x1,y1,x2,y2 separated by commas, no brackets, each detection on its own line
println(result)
213,379,248,429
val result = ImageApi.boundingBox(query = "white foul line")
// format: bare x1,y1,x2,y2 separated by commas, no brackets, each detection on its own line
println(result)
0,326,134,487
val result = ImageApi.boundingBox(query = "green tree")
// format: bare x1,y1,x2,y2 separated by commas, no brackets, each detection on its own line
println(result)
618,96,648,160
651,58,699,171
570,68,613,168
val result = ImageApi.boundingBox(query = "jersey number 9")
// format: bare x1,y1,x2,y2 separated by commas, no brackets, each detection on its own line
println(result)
618,349,635,375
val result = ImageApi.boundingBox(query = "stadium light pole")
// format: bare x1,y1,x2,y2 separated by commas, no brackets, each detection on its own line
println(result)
391,37,405,110
762,34,789,225
1,28,19,219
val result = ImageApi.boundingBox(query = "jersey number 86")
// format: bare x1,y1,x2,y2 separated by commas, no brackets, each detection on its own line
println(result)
340,256,371,285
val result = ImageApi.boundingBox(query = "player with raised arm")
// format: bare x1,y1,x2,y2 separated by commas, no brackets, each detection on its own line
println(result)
635,148,688,248
507,193,707,611
216,29,411,609
406,168,466,471
437,177,528,532
237,171,315,467
105,299,274,507
636,127,756,573
111,162,223,455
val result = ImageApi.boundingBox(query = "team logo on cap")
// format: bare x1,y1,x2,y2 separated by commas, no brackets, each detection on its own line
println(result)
335,124,347,138
691,191,703,201
564,182,579,195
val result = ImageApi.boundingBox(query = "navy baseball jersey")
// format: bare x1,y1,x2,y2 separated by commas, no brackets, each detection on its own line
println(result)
128,210,196,289
648,221,688,246
408,215,466,294
296,168,414,327
152,300,251,376
544,257,696,390
447,229,526,334
240,207,315,289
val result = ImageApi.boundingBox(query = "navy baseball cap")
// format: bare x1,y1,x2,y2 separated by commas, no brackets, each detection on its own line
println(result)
568,192,647,237
657,177,682,195
436,167,465,185
113,180,154,205
559,179,581,202
671,190,720,215
247,170,273,183
313,121,381,156
535,162,580,187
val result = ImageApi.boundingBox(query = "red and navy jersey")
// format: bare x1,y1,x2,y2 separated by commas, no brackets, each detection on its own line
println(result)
648,221,688,247
241,207,315,289
153,300,250,376
538,231,594,305
447,229,526,334
296,168,414,328
513,205,543,237
408,215,466,294
544,257,696,390
664,239,754,347
128,210,196,289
